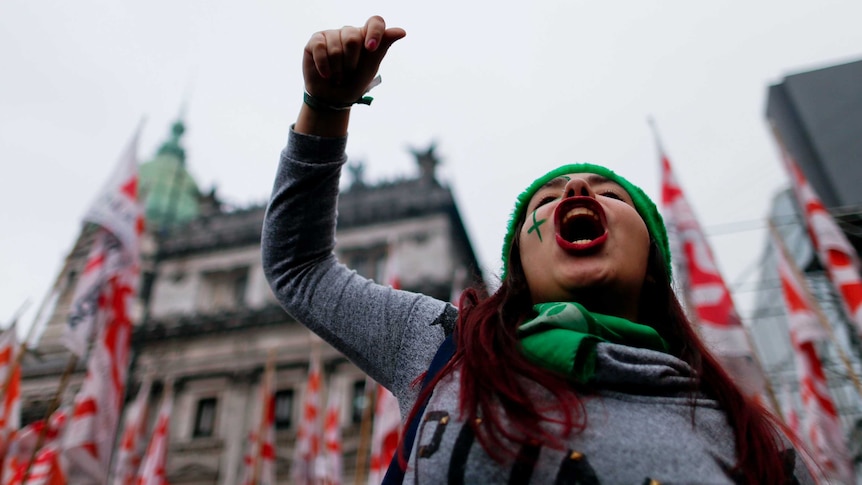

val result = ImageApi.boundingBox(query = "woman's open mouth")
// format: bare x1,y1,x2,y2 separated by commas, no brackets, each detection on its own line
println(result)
554,197,608,252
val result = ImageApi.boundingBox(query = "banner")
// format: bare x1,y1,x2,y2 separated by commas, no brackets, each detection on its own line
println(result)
659,146,767,397
780,147,862,335
367,384,400,485
773,233,853,483
290,353,322,485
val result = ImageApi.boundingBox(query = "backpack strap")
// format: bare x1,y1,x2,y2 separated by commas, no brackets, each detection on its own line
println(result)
381,328,457,484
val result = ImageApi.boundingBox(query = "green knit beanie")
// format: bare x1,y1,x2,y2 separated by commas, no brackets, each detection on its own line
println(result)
501,163,671,281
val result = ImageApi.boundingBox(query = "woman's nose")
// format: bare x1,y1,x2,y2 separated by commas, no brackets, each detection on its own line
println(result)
564,177,596,198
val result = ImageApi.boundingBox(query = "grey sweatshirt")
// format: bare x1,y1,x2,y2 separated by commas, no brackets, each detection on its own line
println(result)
262,129,812,484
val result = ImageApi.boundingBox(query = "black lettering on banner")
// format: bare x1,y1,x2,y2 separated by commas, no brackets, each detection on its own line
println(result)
417,411,450,458
554,450,600,485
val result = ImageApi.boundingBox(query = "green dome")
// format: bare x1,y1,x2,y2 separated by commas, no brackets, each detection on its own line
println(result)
139,120,201,230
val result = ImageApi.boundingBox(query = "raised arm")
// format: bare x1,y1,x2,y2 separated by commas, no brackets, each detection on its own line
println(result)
261,17,455,412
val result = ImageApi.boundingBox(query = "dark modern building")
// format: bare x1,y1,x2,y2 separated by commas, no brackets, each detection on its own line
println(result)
752,57,862,479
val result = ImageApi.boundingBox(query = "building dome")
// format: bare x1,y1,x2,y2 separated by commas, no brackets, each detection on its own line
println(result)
138,119,201,231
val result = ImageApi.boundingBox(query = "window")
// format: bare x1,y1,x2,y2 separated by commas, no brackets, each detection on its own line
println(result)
274,389,294,430
351,380,368,424
197,267,249,311
193,397,218,438
341,246,387,282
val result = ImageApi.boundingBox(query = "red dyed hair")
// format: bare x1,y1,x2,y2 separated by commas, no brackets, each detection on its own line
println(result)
405,218,808,483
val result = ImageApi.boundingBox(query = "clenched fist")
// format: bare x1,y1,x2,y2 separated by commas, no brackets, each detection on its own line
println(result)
303,16,406,108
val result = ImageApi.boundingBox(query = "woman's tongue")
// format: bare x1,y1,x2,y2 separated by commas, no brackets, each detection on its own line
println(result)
554,198,608,251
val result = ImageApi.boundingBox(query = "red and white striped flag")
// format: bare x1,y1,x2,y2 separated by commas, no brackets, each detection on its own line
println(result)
290,353,322,485
2,422,39,484
242,356,276,485
659,147,767,397
1,322,22,464
780,147,862,335
134,386,173,485
319,382,343,485
2,408,68,485
112,377,153,485
367,384,401,485
774,233,853,483
62,125,144,483
779,382,800,437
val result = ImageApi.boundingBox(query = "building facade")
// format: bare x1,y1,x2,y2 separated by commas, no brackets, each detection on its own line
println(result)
751,57,862,477
19,121,483,483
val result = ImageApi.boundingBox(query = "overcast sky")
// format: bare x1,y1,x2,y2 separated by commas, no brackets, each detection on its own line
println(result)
2,1,861,338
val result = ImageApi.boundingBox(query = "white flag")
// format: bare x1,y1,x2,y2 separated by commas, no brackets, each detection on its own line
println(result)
659,145,767,397
111,377,153,485
62,125,144,357
367,384,401,485
290,353,322,485
135,386,173,485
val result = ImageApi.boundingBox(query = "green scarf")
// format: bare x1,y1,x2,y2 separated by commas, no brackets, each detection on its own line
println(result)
517,302,669,383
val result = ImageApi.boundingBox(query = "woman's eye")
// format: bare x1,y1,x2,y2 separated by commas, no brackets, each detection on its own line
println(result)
535,196,557,208
600,191,624,201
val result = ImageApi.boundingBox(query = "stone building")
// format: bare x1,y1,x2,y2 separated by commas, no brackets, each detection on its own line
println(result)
19,119,483,483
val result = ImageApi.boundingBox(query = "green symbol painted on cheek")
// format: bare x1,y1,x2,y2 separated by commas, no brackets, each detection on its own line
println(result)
527,210,547,242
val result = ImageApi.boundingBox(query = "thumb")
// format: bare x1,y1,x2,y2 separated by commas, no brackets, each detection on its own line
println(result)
358,28,405,83
378,27,407,51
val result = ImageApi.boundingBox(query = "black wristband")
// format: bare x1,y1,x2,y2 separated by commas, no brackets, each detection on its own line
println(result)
303,92,373,112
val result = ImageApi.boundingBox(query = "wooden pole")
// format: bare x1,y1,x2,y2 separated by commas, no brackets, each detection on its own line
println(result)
353,378,375,485
769,220,862,398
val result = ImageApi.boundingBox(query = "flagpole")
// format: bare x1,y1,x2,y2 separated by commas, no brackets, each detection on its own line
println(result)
647,118,782,415
769,220,862,398
353,378,375,485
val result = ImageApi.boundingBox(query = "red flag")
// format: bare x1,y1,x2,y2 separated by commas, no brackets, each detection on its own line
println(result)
242,356,276,485
290,353,322,485
780,147,862,335
774,233,853,483
1,323,22,464
135,386,173,485
319,382,343,485
659,147,767,396
367,384,401,485
112,377,153,485
62,124,144,482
